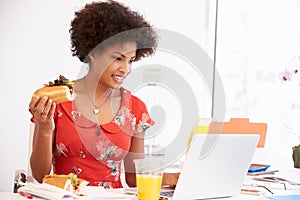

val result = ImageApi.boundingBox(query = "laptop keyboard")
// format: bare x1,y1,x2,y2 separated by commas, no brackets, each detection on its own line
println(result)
160,190,174,198
125,188,174,199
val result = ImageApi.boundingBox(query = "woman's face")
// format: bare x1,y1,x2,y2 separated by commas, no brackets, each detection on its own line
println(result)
89,41,137,89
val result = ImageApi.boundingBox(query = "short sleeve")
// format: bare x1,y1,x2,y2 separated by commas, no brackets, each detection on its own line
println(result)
131,95,154,134
30,115,35,123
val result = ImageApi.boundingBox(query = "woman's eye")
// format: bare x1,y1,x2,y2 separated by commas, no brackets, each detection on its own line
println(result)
130,59,136,63
111,56,121,61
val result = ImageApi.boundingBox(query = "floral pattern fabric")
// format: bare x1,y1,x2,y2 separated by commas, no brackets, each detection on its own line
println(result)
51,87,153,188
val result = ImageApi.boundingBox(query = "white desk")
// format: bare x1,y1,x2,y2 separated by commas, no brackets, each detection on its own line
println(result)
1,180,299,200
0,192,267,200
0,193,288,200
3,165,300,199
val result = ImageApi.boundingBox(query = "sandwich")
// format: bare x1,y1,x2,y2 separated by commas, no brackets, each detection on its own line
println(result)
42,173,89,195
32,75,74,104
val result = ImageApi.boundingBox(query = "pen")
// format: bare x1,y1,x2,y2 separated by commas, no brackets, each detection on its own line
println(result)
19,191,33,199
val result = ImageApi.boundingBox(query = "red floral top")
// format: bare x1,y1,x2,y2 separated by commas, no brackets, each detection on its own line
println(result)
35,87,153,188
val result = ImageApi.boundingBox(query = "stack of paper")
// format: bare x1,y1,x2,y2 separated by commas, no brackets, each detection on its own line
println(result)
18,183,135,200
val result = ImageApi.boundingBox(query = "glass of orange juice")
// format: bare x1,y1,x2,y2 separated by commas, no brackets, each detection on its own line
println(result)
134,159,163,200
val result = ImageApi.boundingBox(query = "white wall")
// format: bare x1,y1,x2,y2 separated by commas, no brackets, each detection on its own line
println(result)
0,0,213,192
0,0,84,192
216,0,300,170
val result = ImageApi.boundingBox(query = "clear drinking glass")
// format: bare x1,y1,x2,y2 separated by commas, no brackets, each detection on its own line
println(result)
134,158,163,200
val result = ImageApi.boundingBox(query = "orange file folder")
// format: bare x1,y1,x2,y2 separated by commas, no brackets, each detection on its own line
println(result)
208,118,267,148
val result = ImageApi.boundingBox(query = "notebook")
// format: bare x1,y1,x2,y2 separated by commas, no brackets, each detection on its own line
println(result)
160,133,260,200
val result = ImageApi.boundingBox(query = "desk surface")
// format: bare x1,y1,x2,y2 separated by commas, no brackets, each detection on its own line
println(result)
0,193,275,200
0,192,267,200
3,169,300,200
1,183,299,200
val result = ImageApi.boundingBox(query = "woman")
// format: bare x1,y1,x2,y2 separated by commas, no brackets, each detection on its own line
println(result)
29,0,157,188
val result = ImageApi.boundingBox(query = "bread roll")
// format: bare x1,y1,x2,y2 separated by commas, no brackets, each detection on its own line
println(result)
43,174,89,195
33,85,73,104
43,174,74,193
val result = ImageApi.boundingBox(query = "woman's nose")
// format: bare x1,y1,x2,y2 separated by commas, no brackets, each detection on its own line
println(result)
118,61,131,74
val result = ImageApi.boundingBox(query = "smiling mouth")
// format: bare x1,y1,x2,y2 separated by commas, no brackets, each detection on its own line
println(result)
112,74,125,83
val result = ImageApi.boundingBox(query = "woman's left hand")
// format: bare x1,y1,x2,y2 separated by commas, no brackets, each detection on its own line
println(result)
162,172,180,188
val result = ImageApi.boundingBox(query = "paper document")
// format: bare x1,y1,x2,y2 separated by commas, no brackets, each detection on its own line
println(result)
18,182,77,199
18,183,134,200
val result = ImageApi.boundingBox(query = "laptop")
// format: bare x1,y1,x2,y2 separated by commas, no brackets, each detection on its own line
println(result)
160,133,259,200
126,133,259,200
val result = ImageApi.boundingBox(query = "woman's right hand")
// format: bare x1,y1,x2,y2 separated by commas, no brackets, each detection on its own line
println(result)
29,95,56,134
29,95,56,182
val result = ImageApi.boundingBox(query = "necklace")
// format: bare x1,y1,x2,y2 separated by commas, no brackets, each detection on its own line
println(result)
83,76,112,115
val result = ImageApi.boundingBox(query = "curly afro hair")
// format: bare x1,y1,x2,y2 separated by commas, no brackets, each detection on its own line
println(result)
70,0,158,63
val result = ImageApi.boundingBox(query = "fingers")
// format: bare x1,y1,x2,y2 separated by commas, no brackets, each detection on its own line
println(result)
41,98,53,118
29,95,56,119
162,172,180,187
48,102,56,117
36,96,49,116
29,95,40,114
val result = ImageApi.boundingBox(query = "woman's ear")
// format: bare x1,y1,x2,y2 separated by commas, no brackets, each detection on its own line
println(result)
88,50,96,62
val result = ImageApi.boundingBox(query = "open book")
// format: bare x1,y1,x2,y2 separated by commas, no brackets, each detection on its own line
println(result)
18,182,134,200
